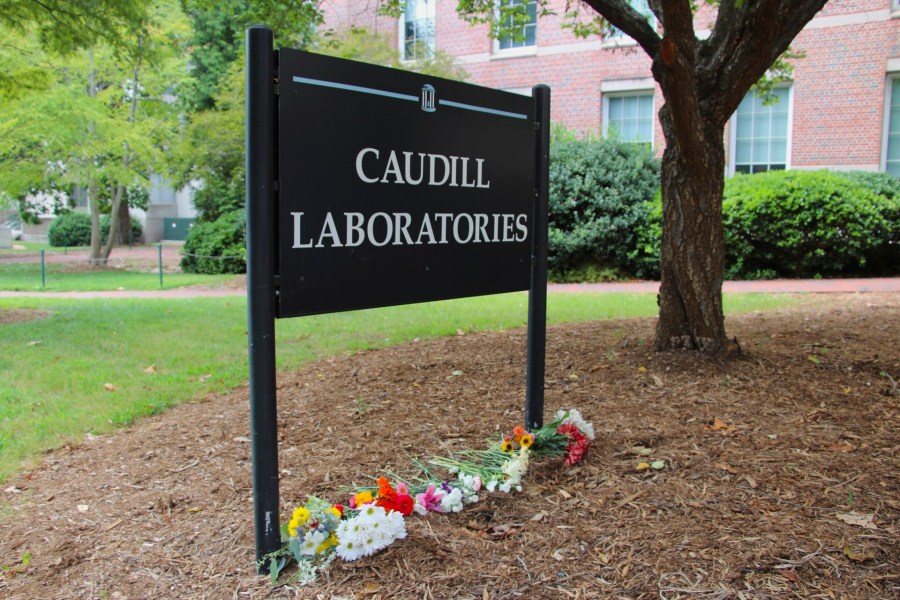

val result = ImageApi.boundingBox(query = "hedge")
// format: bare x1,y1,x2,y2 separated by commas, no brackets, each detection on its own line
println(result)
48,212,143,247
548,138,660,280
723,170,899,279
180,209,247,274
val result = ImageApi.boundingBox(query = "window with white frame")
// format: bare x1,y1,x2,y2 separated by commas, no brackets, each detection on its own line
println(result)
496,0,537,51
608,0,655,40
400,0,435,61
886,78,900,176
732,87,791,174
603,93,654,145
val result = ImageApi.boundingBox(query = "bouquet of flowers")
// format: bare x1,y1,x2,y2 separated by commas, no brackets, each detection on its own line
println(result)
269,408,594,584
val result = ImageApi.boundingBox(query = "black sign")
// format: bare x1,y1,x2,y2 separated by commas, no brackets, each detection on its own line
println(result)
276,50,535,317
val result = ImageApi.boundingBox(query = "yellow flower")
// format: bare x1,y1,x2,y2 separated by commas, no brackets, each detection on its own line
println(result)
500,435,514,452
317,534,338,554
354,490,374,507
288,506,310,536
520,433,534,448
327,506,341,519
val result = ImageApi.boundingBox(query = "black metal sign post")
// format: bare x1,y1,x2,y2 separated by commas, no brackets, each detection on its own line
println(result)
245,25,280,571
525,85,551,431
245,25,550,571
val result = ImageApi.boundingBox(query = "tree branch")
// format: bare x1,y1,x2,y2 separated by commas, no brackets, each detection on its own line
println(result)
579,0,660,57
699,0,828,123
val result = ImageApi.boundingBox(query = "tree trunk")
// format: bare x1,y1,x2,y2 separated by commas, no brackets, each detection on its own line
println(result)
117,202,133,245
654,106,729,353
87,48,106,266
101,184,125,260
88,182,104,266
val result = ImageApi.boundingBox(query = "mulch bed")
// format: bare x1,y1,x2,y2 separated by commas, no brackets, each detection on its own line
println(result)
0,309,52,325
0,293,897,599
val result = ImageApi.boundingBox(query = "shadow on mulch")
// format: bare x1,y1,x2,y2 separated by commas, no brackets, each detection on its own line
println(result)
0,294,897,599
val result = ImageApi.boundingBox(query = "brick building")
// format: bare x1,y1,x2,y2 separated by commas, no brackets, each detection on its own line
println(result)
321,0,900,176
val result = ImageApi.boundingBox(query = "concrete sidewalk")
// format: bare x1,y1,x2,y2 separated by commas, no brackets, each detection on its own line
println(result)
551,277,900,294
0,277,898,299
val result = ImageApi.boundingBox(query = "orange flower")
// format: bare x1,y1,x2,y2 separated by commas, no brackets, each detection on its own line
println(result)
377,477,397,502
512,425,526,442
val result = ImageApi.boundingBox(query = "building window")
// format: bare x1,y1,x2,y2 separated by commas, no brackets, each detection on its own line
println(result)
401,0,435,61
496,0,536,51
886,78,900,176
604,93,654,144
732,87,791,174
608,0,655,40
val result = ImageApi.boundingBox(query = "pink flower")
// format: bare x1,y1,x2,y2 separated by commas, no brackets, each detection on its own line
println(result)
415,483,446,514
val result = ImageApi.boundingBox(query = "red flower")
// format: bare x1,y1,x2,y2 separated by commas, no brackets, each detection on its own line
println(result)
557,422,590,466
394,493,415,517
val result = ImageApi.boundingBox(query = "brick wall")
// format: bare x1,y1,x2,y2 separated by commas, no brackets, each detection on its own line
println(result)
320,0,900,172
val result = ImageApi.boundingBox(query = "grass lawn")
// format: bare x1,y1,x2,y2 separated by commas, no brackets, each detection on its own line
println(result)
0,262,239,291
0,292,795,482
0,241,83,254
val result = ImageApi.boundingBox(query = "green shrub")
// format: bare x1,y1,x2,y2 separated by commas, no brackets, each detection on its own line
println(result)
630,191,662,280
181,209,247,274
48,211,92,247
837,170,900,200
723,170,899,279
548,138,660,280
48,212,144,247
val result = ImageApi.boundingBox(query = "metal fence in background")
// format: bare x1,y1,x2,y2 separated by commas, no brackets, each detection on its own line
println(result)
0,244,244,289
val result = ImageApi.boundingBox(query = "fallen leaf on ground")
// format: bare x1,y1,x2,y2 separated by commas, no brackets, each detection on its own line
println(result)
627,445,654,456
483,524,522,540
650,460,665,470
103,383,117,392
835,512,877,530
635,462,651,471
716,462,738,474
782,570,801,583
842,543,875,562
143,365,157,374
825,442,855,452
704,417,737,433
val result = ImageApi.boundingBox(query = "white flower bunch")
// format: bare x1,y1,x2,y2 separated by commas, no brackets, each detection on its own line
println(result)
440,487,465,513
335,504,406,561
498,446,530,493
456,473,482,505
556,408,595,440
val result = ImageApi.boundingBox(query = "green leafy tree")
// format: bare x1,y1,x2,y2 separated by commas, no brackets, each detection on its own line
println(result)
392,0,827,354
0,1,189,264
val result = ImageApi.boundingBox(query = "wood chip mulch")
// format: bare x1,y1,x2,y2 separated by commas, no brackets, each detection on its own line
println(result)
0,293,897,599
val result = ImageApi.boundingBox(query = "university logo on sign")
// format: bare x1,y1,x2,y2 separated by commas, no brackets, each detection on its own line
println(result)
421,84,436,112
